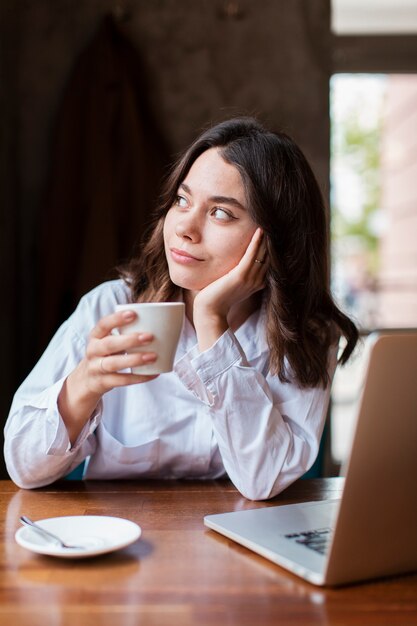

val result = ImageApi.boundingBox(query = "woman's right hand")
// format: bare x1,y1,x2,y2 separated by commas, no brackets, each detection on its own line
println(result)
82,308,159,395
58,309,158,444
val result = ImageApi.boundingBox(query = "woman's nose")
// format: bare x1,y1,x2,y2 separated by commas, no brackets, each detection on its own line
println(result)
175,213,201,241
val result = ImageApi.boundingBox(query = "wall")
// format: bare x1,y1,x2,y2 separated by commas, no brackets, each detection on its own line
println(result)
378,75,417,326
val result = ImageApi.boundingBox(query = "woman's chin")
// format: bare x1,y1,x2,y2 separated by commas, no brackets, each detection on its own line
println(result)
173,281,206,292
168,272,208,292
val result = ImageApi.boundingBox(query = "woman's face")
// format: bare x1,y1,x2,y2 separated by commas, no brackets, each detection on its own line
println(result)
163,148,258,293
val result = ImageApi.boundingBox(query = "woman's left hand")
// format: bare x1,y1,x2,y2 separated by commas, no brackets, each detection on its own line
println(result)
193,228,268,350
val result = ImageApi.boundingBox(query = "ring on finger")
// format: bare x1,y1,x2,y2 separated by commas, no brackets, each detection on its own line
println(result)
100,357,108,374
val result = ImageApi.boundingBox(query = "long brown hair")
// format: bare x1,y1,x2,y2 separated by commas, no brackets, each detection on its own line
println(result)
119,117,358,387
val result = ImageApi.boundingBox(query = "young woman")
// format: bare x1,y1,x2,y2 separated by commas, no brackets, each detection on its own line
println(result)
4,117,358,499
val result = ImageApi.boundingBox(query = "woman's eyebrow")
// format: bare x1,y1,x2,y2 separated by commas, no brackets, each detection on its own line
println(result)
211,195,247,211
179,183,246,211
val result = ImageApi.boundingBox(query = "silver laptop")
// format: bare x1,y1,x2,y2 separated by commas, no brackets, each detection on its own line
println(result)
204,331,417,586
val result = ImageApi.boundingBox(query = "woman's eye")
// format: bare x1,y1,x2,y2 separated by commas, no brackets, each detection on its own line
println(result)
211,208,236,222
175,195,188,208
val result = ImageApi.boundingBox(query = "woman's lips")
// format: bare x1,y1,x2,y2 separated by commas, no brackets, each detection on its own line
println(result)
170,248,203,264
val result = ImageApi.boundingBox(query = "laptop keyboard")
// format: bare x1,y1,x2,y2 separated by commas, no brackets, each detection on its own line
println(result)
284,527,333,555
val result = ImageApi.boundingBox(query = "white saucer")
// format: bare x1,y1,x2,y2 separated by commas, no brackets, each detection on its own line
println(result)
15,515,141,559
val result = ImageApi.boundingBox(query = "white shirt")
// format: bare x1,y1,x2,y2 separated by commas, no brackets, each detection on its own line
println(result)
4,280,337,500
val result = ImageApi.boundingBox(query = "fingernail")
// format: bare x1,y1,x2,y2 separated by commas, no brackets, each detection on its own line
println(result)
142,354,157,363
122,310,135,320
138,333,153,343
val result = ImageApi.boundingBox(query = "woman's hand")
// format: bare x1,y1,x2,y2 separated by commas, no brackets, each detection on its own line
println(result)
58,309,159,444
82,309,159,395
193,228,267,351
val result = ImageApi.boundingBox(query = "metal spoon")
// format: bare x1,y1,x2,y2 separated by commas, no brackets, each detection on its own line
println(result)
20,515,84,550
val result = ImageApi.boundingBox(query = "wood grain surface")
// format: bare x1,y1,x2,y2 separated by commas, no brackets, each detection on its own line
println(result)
1,478,416,625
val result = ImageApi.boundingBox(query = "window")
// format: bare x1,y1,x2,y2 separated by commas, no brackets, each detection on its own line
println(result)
330,73,417,467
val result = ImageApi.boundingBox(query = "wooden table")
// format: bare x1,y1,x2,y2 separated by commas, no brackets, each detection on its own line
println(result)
1,478,417,625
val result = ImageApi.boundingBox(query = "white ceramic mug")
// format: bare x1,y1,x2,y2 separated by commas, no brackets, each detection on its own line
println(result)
115,302,185,375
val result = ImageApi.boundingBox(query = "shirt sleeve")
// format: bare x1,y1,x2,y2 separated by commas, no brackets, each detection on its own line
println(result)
4,315,100,489
175,329,338,501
